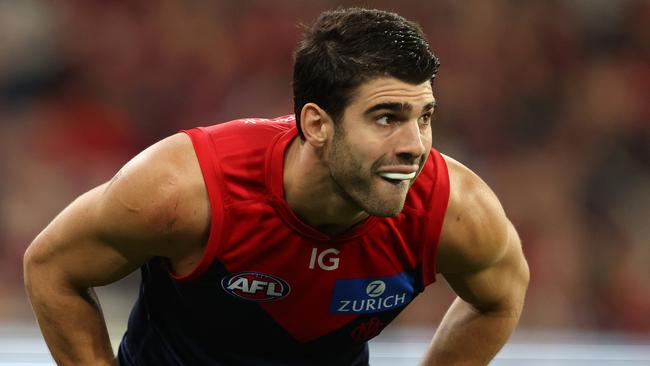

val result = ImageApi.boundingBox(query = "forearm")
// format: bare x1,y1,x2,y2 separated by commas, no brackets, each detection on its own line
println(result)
25,264,116,366
421,296,521,366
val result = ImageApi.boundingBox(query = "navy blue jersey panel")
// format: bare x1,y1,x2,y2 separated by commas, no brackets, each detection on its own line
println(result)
118,258,371,365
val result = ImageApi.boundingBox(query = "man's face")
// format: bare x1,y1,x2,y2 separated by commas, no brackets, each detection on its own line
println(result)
326,77,435,217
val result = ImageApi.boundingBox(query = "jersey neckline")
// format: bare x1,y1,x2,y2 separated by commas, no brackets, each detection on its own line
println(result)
264,125,378,242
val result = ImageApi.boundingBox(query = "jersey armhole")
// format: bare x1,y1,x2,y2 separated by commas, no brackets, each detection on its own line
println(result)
421,151,451,286
171,128,226,282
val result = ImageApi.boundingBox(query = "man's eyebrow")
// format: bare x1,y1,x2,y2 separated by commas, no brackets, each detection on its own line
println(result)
363,101,436,116
363,102,412,116
422,101,437,113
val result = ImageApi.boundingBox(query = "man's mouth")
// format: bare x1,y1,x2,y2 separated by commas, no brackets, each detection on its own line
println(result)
378,172,416,181
377,165,419,185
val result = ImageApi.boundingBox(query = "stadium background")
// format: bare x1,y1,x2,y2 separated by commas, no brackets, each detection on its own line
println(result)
0,0,648,364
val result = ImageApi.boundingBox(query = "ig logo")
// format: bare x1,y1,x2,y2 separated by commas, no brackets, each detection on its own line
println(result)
309,248,340,271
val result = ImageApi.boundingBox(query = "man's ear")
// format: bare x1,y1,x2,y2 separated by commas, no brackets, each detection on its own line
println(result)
300,103,333,147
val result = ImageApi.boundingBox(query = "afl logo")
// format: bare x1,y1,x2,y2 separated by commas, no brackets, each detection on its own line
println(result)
221,272,291,302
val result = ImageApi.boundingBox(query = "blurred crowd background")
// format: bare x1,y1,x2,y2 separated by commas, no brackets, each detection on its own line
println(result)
1,0,649,338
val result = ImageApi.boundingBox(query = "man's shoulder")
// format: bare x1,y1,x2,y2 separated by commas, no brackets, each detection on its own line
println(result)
179,115,296,159
198,115,296,138
436,155,509,274
96,133,209,259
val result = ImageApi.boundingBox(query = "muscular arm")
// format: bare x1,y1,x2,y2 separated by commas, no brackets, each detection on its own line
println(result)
23,134,209,365
421,157,529,365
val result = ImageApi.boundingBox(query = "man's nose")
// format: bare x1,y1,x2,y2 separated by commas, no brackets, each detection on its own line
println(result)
394,120,427,160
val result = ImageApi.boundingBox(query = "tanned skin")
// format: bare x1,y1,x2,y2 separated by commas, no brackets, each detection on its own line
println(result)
24,134,210,365
24,76,528,365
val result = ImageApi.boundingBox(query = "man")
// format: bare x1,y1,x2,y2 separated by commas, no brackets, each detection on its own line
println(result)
24,8,529,366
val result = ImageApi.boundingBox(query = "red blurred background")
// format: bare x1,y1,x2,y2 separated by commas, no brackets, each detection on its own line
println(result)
1,0,649,336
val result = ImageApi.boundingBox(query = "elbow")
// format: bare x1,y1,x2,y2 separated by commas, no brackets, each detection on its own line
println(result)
23,239,52,295
522,258,530,291
23,242,40,293
509,222,530,309
513,256,530,317
505,238,530,318
23,239,62,306
519,241,531,294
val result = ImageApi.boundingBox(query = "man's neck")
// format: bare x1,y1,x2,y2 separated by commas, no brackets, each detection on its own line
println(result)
283,138,369,236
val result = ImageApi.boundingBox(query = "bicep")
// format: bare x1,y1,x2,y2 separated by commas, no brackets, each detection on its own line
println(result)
26,182,153,289
25,133,206,289
443,220,529,313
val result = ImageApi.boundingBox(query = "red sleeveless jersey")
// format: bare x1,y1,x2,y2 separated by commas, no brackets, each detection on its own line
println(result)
118,115,450,366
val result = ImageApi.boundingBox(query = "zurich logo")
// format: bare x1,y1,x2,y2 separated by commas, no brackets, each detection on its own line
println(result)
221,272,291,302
330,272,415,314
366,280,386,297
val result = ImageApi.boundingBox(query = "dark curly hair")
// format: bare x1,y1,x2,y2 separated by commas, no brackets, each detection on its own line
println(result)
292,8,440,138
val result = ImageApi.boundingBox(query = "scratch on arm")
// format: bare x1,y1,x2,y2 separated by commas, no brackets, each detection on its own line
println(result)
103,170,123,194
103,170,142,213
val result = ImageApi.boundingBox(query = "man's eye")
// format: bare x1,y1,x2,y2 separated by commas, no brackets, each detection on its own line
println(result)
419,113,432,125
376,115,393,126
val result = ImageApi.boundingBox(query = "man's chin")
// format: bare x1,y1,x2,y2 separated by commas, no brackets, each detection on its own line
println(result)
363,198,406,217
343,180,409,217
368,209,403,217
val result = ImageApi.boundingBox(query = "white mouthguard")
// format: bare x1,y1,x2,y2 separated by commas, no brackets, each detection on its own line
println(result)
379,172,416,180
